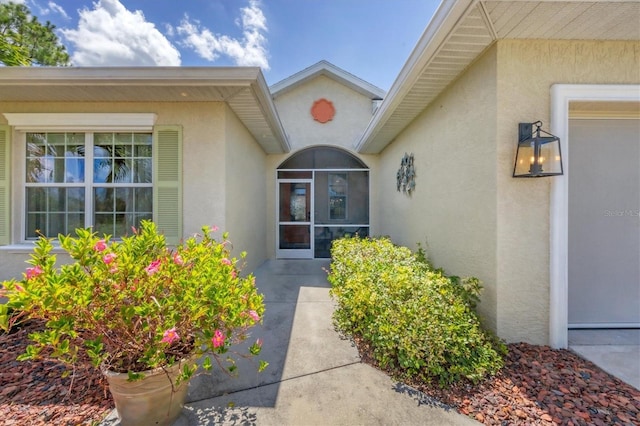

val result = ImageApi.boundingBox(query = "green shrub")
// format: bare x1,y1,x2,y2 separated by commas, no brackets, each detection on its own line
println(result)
328,236,505,386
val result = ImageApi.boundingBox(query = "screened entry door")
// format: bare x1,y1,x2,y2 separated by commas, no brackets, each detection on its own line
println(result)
277,180,313,258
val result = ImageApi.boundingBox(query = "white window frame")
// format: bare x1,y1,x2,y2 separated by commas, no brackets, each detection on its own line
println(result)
3,113,156,244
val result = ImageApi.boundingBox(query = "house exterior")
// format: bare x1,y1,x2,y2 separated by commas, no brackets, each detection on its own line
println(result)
1,0,638,349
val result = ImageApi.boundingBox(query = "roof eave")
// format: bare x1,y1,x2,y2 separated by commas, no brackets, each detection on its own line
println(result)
0,67,290,154
270,60,386,99
356,0,475,154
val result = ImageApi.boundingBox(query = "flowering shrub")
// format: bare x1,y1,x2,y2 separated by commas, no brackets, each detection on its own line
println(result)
0,221,266,383
329,236,505,386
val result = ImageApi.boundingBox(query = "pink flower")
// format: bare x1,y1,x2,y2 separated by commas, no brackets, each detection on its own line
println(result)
231,270,237,279
173,253,184,265
161,327,180,344
256,338,263,348
103,253,117,265
25,266,43,280
212,329,225,348
94,239,107,252
145,259,161,275
212,225,219,232
109,265,118,274
221,258,232,266
248,310,260,322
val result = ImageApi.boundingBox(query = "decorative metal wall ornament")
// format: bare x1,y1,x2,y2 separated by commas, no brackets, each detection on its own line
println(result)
396,153,416,194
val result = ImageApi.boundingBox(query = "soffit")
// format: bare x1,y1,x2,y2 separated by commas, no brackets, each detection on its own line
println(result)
357,0,640,153
0,67,290,154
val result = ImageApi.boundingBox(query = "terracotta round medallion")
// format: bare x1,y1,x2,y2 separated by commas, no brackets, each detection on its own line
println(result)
311,98,335,123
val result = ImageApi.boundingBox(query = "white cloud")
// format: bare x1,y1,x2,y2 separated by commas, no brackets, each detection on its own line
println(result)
36,1,69,19
46,1,69,19
60,0,180,66
177,0,269,70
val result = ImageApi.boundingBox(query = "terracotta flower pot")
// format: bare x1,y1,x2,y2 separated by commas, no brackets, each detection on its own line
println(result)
103,359,191,426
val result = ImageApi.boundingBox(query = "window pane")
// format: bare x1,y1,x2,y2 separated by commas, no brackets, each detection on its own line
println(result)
93,157,111,183
47,188,66,212
52,158,66,183
94,214,114,236
94,133,113,146
136,188,153,212
279,225,310,249
26,213,46,239
115,188,133,212
277,171,312,179
67,213,84,232
135,144,152,157
134,159,152,183
94,186,152,238
134,133,152,144
315,171,368,224
115,143,133,158
113,159,133,183
114,214,128,237
67,188,85,211
133,213,152,228
94,188,114,213
26,188,45,212
49,213,66,236
65,138,85,183
115,132,133,144
46,133,64,155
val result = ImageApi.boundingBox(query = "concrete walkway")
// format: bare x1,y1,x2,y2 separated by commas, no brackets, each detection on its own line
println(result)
175,259,478,425
569,329,640,390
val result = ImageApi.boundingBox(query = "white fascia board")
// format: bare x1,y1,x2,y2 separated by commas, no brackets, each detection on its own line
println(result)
271,60,386,99
356,0,476,153
3,113,157,131
252,72,291,153
0,67,262,87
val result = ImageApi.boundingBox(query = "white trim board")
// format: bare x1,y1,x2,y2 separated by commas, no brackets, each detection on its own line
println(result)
3,113,157,131
549,84,640,349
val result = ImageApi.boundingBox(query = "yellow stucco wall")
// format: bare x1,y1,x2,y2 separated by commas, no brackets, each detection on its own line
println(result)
273,75,376,151
377,39,640,345
377,46,499,332
494,40,640,344
224,105,268,271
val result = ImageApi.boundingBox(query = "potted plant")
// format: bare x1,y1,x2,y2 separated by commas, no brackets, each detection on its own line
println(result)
0,220,267,425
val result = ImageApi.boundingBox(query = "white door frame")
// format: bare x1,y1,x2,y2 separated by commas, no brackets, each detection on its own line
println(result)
549,84,640,349
276,178,314,259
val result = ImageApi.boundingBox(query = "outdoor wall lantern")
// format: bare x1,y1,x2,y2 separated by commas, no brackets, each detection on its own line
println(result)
513,121,563,177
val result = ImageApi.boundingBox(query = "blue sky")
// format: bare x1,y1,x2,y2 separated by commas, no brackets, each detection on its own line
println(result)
4,0,441,90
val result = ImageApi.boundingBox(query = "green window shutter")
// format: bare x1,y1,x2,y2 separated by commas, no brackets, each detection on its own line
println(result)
0,126,10,245
153,125,183,245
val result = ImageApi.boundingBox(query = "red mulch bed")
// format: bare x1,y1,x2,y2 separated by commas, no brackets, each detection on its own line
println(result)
0,321,113,426
2,321,639,425
356,337,640,425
